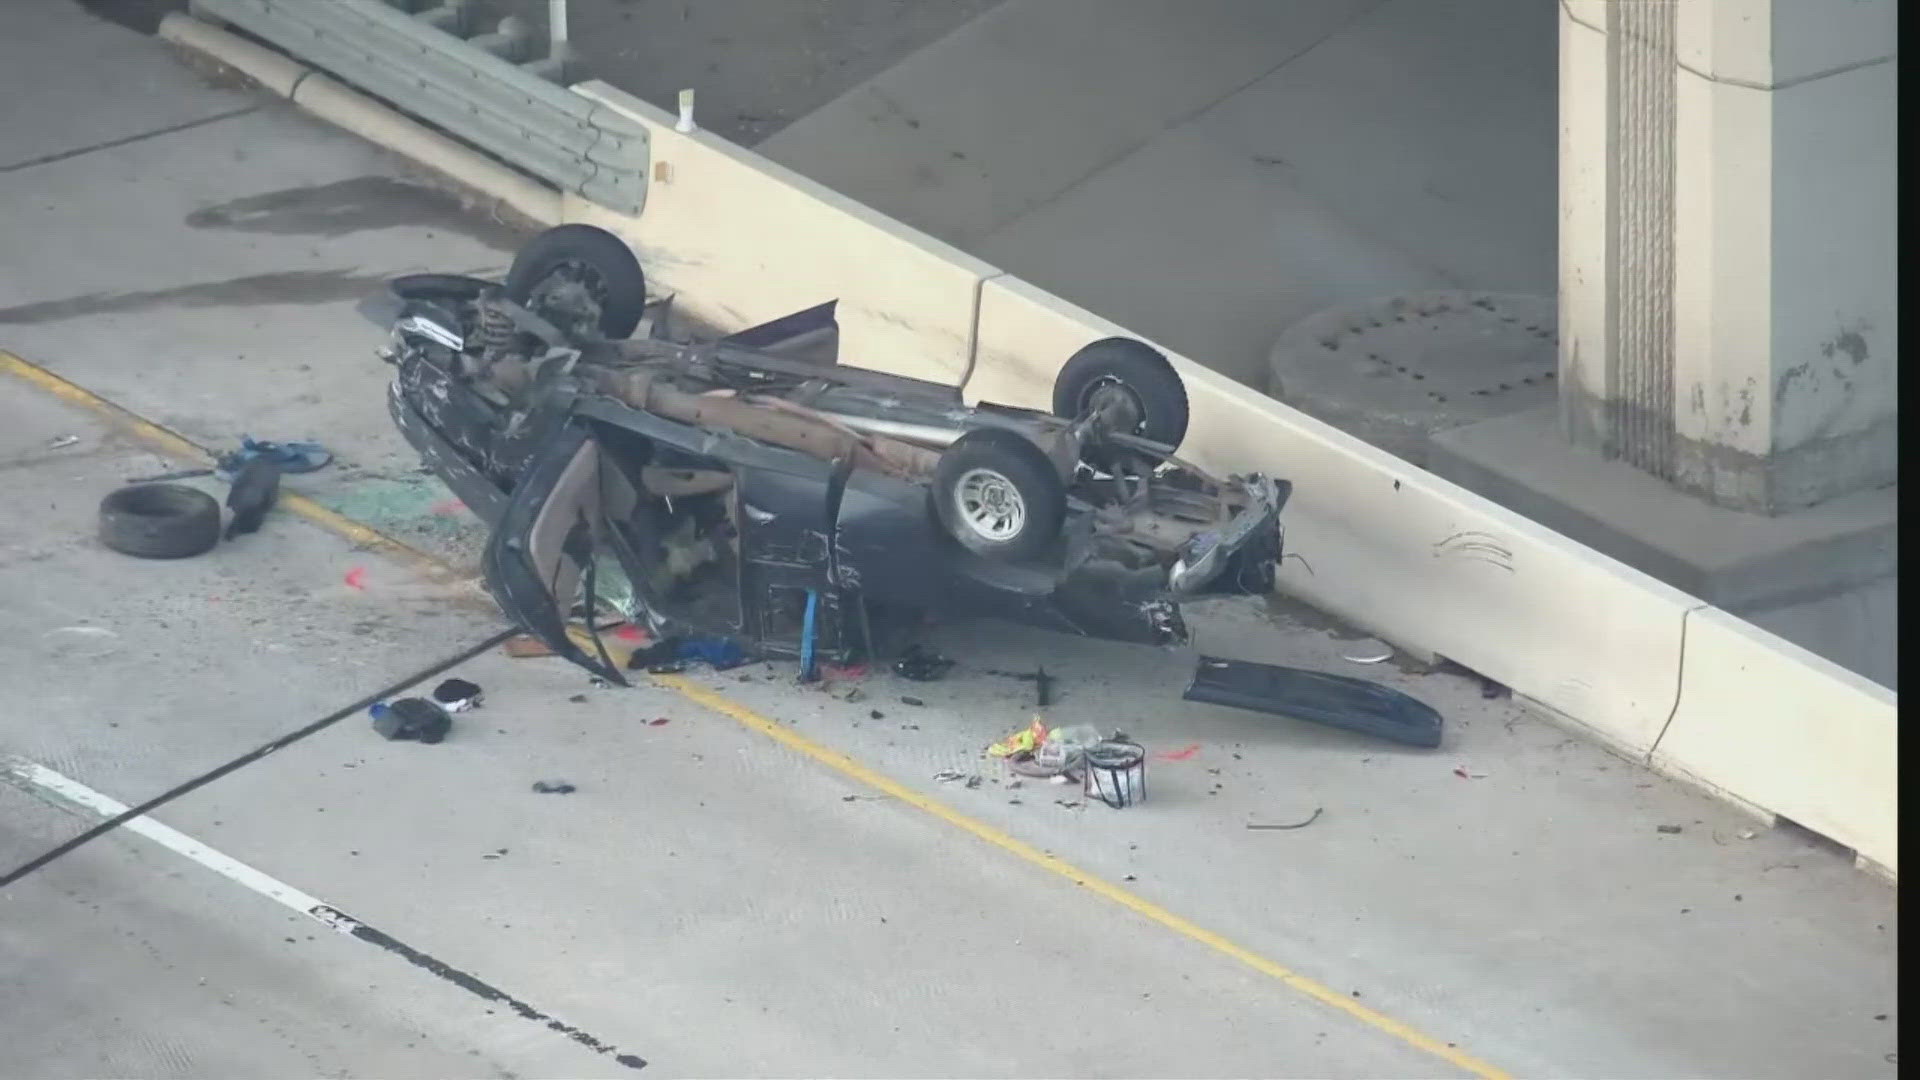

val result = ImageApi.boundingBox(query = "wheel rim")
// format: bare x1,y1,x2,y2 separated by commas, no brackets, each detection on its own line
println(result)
955,468,1026,542
1079,378,1146,434
526,259,608,339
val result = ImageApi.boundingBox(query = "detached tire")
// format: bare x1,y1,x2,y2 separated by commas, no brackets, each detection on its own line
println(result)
1052,338,1190,449
98,484,221,559
932,430,1066,562
503,225,647,340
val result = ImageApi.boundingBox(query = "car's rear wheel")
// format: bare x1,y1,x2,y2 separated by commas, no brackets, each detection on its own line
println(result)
932,430,1066,562
503,225,647,340
1051,338,1190,450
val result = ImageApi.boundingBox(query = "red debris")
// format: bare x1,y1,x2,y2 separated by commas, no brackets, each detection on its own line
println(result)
1156,743,1201,761
614,625,649,643
343,566,367,590
648,717,671,726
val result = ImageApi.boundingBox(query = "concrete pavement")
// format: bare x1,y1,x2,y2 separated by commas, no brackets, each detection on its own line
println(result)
762,0,1556,387
0,6,1900,1078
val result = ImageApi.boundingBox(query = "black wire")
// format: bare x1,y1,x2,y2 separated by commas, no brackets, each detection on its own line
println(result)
0,627,518,890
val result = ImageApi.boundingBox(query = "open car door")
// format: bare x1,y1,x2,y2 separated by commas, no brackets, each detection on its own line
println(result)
482,421,635,685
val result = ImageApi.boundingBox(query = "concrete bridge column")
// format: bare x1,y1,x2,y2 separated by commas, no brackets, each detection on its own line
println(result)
1557,0,1897,514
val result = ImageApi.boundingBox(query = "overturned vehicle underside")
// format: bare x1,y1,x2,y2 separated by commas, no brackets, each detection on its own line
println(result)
369,225,1442,748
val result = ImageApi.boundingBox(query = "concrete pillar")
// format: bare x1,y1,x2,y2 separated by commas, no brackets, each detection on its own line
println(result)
1557,0,1897,513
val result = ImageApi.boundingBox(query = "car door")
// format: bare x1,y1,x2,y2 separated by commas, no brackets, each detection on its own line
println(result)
482,421,636,685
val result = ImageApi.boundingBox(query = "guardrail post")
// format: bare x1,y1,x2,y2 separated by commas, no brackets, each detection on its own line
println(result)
467,14,532,62
410,1,470,35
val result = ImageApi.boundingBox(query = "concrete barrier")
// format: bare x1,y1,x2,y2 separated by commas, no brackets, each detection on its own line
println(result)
1652,608,1898,877
567,83,999,385
155,14,1898,877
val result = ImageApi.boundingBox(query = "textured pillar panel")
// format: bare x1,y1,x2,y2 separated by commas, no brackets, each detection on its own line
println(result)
1605,0,1677,478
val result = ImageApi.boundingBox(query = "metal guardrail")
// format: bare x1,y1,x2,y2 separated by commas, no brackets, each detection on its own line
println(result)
187,0,647,215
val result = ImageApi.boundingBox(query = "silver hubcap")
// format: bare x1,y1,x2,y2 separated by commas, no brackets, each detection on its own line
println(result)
956,468,1025,542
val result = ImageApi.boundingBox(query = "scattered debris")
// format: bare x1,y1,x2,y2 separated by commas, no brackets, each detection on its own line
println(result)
1030,724,1100,777
46,434,80,450
991,667,1059,707
1340,639,1394,664
223,455,281,540
125,467,214,484
214,436,331,480
1453,765,1487,779
868,709,886,720
1656,824,1683,835
893,644,954,682
370,697,451,744
987,718,1051,759
42,625,122,661
679,635,749,670
1157,743,1201,762
840,686,867,703
531,780,576,794
647,717,671,726
932,770,970,783
568,694,588,703
1737,829,1757,840
1248,808,1324,831
1085,736,1147,808
625,635,749,672
504,635,554,658
433,678,483,713
343,566,368,591
900,695,925,707
1055,799,1084,810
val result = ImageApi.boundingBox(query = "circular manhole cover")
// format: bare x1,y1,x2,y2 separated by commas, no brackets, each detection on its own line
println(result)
1267,292,1557,463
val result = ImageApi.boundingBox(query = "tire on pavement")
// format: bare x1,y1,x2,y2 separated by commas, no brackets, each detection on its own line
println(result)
98,483,222,559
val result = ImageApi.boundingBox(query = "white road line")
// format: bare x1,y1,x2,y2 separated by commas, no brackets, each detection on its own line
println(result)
5,755,333,916
1,753,649,1071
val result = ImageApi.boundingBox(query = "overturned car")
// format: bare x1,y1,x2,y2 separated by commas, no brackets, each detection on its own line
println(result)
369,226,1441,747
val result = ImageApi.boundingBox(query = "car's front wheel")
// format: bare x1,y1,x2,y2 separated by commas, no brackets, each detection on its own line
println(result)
932,430,1066,562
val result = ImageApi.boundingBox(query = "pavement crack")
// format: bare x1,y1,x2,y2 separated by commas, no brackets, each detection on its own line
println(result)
0,104,261,175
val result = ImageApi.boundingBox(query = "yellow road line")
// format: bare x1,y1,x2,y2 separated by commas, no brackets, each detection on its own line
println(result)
2,347,1508,1079
1,350,460,583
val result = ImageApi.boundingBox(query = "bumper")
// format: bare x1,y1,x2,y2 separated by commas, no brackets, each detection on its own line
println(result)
1167,475,1283,597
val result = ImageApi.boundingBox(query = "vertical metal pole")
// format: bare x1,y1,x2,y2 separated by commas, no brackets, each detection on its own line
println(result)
548,0,568,55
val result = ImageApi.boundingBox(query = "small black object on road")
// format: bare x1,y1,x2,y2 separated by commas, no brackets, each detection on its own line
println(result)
223,455,281,540
371,698,452,744
893,644,954,682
